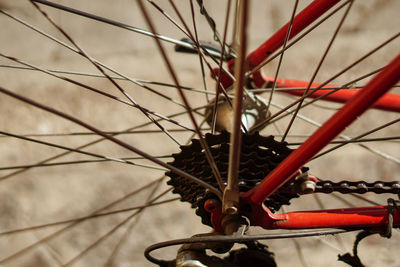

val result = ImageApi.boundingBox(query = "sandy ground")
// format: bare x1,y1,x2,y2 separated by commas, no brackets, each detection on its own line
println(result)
0,0,399,266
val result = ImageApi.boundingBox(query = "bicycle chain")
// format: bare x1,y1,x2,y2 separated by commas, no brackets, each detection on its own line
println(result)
315,180,400,195
166,131,400,228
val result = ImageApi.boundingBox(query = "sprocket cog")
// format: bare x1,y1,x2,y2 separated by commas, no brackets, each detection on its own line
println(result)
166,131,299,227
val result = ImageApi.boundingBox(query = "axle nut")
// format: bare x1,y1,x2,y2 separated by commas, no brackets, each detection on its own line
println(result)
300,180,316,194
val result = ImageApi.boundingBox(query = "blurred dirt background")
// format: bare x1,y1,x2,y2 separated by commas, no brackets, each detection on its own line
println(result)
0,0,399,266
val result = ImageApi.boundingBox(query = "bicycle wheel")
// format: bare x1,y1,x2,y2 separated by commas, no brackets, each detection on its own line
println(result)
0,1,399,266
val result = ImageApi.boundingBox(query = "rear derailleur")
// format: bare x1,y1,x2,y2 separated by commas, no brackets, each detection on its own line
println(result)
162,215,276,267
169,239,276,267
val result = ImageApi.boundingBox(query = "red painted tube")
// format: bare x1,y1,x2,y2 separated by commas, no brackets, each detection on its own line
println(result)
221,0,341,89
284,89,400,113
244,54,400,205
266,206,400,229
263,76,400,113
246,0,341,70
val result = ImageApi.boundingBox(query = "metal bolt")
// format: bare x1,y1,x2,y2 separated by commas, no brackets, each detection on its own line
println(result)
225,205,238,215
300,180,316,194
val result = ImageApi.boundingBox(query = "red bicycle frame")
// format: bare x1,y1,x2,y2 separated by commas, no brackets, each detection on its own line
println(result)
215,0,400,232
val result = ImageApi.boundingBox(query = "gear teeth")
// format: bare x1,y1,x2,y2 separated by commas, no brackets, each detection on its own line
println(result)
190,139,202,151
204,132,215,143
165,131,300,227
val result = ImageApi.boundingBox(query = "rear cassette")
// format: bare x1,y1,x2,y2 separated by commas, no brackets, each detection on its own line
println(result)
166,131,299,227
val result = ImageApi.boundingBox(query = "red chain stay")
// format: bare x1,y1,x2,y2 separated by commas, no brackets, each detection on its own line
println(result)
204,179,400,233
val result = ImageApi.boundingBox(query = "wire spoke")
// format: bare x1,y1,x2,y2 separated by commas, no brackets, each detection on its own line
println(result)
330,192,357,208
349,193,381,206
270,101,400,165
0,104,209,181
102,118,205,265
7,62,394,94
211,0,232,134
281,0,355,142
0,53,196,135
265,0,299,113
101,118,206,265
223,0,249,213
0,64,203,91
138,0,225,192
289,136,400,146
195,0,226,50
1,1,398,265
30,1,183,146
269,67,386,124
251,31,400,131
0,197,178,236
0,176,165,264
62,185,171,266
311,195,346,252
146,0,214,102
103,206,150,266
0,155,172,171
167,0,237,110
28,0,223,58
189,0,211,102
0,128,208,139
0,5,214,132
0,63,248,97
0,130,168,172
0,8,191,108
314,118,400,159
247,0,352,77
165,0,238,117
0,85,221,197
